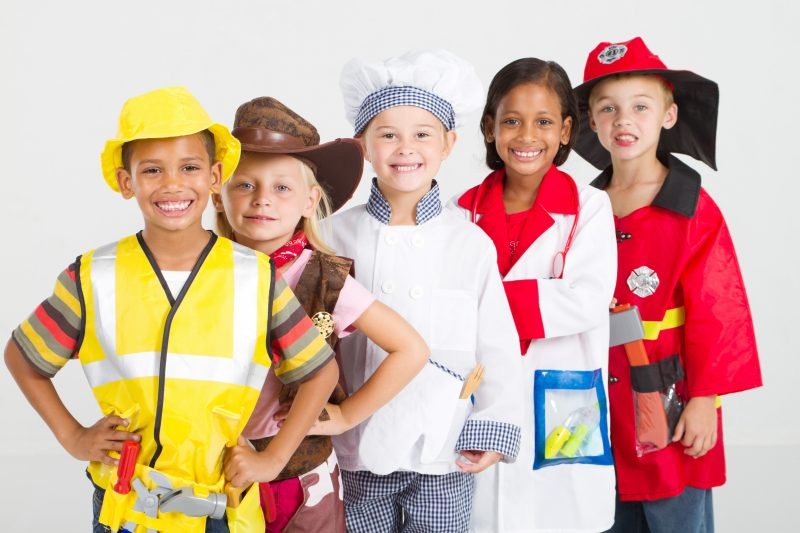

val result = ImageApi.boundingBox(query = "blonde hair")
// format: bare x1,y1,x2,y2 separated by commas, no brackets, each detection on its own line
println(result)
216,155,335,255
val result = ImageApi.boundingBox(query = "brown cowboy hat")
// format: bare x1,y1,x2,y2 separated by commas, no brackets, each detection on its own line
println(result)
232,97,364,213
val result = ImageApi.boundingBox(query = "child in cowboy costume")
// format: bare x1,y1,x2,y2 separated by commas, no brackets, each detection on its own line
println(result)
213,96,428,532
4,86,338,533
325,49,524,532
574,37,763,533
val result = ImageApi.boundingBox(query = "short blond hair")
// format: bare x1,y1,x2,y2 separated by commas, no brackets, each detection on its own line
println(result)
588,73,674,109
216,155,334,255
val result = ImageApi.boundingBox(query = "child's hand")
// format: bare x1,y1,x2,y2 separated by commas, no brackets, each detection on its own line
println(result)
672,395,718,458
224,436,282,487
609,297,618,309
61,416,140,466
455,450,502,473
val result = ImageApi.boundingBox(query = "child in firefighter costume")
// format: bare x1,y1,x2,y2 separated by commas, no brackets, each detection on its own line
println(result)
212,96,428,532
4,86,340,533
574,37,763,533
453,58,618,532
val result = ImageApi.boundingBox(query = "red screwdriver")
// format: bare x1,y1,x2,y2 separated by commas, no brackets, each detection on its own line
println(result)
113,440,140,494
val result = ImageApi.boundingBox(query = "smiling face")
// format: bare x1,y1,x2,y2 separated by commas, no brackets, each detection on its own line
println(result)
213,153,321,255
115,133,221,238
361,106,456,202
483,82,572,185
588,75,677,165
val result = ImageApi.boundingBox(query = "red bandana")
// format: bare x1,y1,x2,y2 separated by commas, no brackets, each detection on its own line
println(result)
270,231,309,268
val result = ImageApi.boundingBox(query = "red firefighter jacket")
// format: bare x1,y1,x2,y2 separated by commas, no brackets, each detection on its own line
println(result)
591,154,762,501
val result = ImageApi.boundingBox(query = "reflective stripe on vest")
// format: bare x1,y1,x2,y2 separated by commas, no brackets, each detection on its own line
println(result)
77,234,273,490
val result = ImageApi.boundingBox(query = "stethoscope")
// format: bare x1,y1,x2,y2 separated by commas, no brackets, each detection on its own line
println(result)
470,175,580,280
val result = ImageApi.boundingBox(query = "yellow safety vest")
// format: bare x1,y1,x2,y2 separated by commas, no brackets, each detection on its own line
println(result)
77,233,271,532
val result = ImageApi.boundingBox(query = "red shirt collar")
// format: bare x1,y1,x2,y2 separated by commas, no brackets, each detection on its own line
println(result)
459,165,579,277
458,165,579,216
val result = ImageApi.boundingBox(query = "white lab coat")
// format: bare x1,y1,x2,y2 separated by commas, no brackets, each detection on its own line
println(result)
450,184,617,533
323,207,523,476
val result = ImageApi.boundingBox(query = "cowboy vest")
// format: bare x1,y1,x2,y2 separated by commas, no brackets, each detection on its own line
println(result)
78,233,274,532
252,251,352,479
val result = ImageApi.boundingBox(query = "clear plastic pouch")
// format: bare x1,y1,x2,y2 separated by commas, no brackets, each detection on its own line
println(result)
629,353,686,456
533,369,612,469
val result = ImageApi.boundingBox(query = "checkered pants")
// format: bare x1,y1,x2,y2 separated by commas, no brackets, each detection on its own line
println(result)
342,470,474,533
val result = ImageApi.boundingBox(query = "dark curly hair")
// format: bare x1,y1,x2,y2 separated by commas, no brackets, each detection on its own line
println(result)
481,58,579,170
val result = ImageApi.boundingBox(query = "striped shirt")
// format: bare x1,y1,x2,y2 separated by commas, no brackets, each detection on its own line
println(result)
13,262,333,384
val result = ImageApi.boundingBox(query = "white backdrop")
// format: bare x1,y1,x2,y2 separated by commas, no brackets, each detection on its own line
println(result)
1,0,797,530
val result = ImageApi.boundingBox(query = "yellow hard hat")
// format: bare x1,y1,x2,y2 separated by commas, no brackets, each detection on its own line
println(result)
100,86,241,191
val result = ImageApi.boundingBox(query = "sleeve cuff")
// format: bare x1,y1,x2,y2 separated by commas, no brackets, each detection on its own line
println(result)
275,346,336,386
454,419,521,463
11,331,60,378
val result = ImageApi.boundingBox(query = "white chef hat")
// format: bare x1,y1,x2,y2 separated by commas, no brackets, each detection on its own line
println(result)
340,49,484,136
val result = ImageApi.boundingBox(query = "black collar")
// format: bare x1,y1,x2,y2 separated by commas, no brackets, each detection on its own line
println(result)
590,153,701,217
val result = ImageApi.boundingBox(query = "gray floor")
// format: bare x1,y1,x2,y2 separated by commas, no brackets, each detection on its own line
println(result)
1,445,795,531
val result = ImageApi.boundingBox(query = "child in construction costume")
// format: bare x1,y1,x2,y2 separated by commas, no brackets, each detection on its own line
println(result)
4,86,339,533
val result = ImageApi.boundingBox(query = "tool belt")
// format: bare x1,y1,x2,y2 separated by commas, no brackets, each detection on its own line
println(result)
99,463,229,532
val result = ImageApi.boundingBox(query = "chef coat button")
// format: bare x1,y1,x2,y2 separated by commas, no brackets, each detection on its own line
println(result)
385,234,398,245
381,280,395,294
411,234,425,247
609,375,619,384
409,286,424,299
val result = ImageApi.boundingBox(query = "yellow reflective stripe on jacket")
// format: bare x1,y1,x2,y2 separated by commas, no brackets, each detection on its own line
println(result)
642,306,686,341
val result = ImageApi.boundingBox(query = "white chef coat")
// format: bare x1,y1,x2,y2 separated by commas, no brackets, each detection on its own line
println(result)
322,202,523,477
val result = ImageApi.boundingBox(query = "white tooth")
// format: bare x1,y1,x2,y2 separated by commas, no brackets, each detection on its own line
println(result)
159,200,190,211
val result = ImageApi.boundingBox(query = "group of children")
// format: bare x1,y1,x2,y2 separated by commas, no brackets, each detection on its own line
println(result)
5,37,761,533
